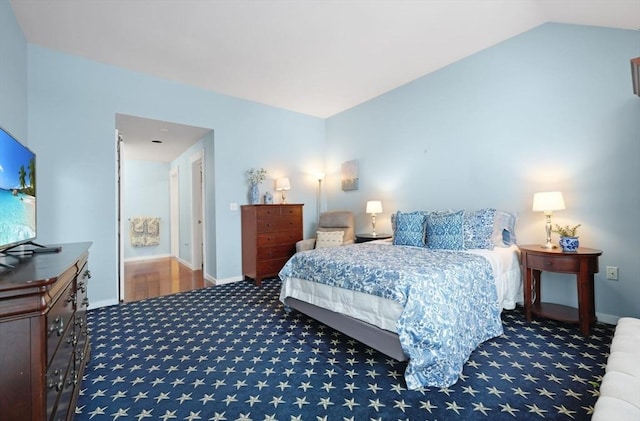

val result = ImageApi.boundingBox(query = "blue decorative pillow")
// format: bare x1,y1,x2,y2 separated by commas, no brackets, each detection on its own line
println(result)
427,210,465,250
463,208,496,249
492,210,518,247
393,211,427,247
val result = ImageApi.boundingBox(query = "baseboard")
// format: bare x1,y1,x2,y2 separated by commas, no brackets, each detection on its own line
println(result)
213,275,244,286
596,312,619,326
204,273,216,285
124,254,172,263
176,256,193,269
89,298,120,309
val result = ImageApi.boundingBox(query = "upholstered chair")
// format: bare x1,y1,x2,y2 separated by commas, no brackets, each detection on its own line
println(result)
296,211,355,252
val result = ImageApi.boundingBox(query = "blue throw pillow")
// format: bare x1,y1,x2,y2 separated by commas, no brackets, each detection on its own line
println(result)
427,210,465,250
393,211,427,247
463,208,496,250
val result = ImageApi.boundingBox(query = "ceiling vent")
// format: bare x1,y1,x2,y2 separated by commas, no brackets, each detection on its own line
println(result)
632,57,640,97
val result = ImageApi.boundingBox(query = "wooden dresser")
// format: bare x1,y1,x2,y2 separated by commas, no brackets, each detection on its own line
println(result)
0,242,92,421
241,204,303,285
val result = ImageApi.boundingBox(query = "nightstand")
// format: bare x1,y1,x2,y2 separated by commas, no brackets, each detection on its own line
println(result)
355,233,392,243
519,244,602,336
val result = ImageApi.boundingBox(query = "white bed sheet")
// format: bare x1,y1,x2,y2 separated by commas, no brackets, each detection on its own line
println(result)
280,245,522,334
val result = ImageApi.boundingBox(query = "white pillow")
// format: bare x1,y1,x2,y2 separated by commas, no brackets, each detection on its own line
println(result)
315,230,344,248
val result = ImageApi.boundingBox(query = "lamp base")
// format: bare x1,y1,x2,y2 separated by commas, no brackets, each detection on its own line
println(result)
541,242,557,249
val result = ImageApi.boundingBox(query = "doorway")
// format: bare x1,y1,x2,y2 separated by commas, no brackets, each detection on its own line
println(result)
115,113,212,302
190,151,205,272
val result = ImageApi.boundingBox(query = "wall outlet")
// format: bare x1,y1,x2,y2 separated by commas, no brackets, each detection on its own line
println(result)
229,202,239,211
606,266,618,280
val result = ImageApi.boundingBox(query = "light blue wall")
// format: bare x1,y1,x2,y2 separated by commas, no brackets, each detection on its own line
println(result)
5,0,638,321
0,0,27,140
26,46,325,306
326,23,640,320
122,159,171,259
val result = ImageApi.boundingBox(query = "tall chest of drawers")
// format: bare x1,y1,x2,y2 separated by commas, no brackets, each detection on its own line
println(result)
241,204,303,285
0,242,92,421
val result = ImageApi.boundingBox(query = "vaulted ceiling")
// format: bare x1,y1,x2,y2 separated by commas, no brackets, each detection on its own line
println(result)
11,0,640,119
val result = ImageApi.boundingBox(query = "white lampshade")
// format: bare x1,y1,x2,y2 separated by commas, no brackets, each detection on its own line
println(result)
275,177,291,191
366,200,383,214
532,191,565,214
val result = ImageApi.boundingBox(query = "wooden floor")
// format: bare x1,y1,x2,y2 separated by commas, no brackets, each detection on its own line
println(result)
124,257,207,302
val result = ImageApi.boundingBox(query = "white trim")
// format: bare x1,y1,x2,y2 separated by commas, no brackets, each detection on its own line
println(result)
169,167,180,258
123,254,173,263
190,150,205,271
596,312,619,326
176,256,193,270
116,129,125,303
89,298,120,309
213,275,244,286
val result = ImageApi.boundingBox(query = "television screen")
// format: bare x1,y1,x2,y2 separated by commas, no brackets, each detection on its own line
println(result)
0,126,36,252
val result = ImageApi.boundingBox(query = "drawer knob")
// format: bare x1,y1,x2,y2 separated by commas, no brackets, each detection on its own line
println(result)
67,293,77,306
48,317,64,337
48,369,64,391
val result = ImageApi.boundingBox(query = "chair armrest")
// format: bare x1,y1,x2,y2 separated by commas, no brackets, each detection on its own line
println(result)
296,238,316,252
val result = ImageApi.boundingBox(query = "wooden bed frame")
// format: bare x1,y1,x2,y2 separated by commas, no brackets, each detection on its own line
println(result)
284,297,408,362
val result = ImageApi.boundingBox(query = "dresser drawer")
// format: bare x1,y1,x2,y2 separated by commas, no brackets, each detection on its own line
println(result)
257,244,296,260
257,230,302,247
46,281,76,366
526,254,580,272
257,257,290,276
256,205,302,218
257,216,302,233
46,352,74,421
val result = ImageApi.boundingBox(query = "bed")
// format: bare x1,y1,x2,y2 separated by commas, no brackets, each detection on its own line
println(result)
278,209,522,390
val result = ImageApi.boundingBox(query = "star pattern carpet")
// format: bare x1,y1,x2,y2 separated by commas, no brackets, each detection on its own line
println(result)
75,278,613,420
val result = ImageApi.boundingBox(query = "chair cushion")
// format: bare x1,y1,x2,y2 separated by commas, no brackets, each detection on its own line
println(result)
318,211,355,243
315,230,344,248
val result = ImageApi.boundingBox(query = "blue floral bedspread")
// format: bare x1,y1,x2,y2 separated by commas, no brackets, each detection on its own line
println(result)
279,243,503,389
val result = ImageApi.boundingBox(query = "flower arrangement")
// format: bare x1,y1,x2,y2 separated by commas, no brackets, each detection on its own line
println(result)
552,224,581,237
247,168,267,185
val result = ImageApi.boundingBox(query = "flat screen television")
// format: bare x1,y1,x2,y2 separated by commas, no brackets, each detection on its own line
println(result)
0,126,36,253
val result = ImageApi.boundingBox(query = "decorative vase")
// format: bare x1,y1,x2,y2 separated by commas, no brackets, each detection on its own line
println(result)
559,236,579,252
249,184,260,204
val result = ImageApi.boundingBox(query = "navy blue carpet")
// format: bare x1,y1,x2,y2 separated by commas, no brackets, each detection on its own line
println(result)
75,278,613,420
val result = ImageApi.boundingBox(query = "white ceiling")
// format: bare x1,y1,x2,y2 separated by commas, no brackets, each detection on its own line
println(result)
10,0,640,160
116,114,211,162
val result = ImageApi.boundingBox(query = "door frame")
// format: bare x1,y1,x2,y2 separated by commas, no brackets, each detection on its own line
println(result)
190,151,205,271
169,167,180,258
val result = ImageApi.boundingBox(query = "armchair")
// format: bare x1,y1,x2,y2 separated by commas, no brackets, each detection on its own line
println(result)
296,211,355,252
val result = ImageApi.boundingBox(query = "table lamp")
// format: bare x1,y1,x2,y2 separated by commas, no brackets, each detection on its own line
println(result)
532,191,565,249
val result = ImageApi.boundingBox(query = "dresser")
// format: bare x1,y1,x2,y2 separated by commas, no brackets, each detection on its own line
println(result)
0,242,92,421
241,204,303,285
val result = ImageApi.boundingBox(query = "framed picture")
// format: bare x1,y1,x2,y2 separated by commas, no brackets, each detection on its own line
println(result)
341,160,359,191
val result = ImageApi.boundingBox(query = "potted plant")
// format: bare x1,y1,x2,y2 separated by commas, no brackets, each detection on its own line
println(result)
552,224,581,252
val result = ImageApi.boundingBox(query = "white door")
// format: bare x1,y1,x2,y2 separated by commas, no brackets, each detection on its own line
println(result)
190,152,205,271
170,167,179,258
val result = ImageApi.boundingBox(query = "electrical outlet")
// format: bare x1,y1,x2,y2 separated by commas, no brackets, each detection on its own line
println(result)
606,266,618,280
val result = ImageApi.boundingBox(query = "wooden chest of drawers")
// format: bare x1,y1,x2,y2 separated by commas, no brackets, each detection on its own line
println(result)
241,204,303,285
0,242,92,421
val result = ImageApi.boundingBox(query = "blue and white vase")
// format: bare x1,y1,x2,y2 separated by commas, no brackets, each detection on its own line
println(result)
559,236,579,252
249,184,260,204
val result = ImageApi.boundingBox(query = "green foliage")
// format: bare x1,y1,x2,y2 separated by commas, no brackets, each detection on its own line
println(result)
247,168,267,185
552,224,581,237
